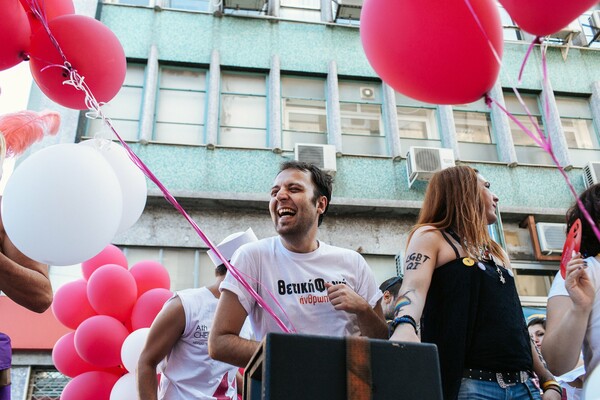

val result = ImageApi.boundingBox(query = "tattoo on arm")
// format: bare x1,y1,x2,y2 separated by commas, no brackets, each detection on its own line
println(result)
404,253,431,270
393,290,414,317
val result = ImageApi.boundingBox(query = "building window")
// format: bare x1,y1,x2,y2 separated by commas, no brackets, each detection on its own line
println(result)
279,0,321,23
332,0,361,26
395,92,441,150
85,64,145,141
498,3,523,41
453,98,498,162
281,76,327,151
219,72,267,149
154,66,207,145
27,368,69,400
122,246,218,291
505,92,552,165
556,96,598,149
109,0,152,5
162,0,210,11
339,81,386,156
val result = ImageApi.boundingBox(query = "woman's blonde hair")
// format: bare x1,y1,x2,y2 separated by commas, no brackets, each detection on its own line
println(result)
408,165,506,265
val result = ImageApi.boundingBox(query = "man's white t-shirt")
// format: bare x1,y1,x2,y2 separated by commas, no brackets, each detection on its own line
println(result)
548,256,600,377
220,236,383,340
158,288,238,400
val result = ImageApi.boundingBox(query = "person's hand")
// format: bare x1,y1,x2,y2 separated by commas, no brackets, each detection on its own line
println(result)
541,387,563,400
565,252,595,313
325,282,369,315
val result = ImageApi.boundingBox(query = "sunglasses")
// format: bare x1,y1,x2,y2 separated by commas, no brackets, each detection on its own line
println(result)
381,275,403,293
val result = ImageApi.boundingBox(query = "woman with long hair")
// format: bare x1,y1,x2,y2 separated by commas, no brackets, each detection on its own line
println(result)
389,165,560,400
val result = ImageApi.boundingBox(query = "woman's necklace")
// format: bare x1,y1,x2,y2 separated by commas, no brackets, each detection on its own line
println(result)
448,229,505,284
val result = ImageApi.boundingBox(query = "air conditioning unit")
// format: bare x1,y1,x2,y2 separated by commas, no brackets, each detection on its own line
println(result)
583,161,600,188
590,10,600,32
223,0,266,11
536,222,567,255
335,0,362,21
549,20,582,41
294,143,337,174
406,146,455,188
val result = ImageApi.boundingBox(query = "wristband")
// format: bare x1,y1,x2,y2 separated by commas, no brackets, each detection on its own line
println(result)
543,386,562,396
541,380,560,391
390,315,418,336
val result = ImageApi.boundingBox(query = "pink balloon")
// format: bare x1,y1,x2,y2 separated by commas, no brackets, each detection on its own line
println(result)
360,0,503,105
52,332,96,378
61,371,120,400
51,279,96,329
82,244,128,280
0,1,30,71
28,14,126,110
87,264,137,321
129,260,171,297
74,315,129,368
499,0,598,37
19,0,75,38
130,288,173,330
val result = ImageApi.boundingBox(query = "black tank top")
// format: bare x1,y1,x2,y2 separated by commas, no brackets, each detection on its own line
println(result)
421,231,532,400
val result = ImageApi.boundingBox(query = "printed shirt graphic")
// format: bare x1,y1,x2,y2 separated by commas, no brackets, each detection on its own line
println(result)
220,236,382,340
158,288,238,400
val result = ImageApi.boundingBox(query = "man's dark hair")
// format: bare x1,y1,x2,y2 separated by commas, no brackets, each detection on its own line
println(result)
379,276,403,297
279,160,333,226
566,183,600,258
215,264,227,276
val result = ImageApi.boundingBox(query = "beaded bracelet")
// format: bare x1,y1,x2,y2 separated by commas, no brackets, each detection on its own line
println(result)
390,315,418,336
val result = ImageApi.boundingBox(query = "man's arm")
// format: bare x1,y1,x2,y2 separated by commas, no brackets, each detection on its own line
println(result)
0,225,52,313
209,290,259,368
137,297,185,400
325,283,388,339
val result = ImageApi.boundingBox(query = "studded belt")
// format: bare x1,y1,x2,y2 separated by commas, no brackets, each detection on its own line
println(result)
463,368,531,389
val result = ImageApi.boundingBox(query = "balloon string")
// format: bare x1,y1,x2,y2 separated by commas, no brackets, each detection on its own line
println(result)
464,0,600,244
24,0,293,334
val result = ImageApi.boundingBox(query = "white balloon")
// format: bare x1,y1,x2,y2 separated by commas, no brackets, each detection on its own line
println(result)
121,327,151,373
110,372,137,400
1,144,122,266
79,139,147,234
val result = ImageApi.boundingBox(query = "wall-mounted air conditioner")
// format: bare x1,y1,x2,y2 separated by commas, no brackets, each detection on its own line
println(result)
549,20,582,41
294,143,337,174
590,10,600,32
335,0,362,21
223,0,266,11
406,146,455,188
536,222,566,255
583,161,600,189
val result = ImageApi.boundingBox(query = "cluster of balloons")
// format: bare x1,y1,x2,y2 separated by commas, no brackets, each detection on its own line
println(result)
1,138,147,266
52,245,173,400
0,0,125,109
360,0,598,105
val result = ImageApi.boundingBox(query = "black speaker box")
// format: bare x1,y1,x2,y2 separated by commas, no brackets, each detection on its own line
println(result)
243,333,443,400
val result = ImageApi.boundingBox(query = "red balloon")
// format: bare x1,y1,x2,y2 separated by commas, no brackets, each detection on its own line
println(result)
0,1,30,71
360,0,503,105
131,288,173,330
52,332,97,378
60,370,120,400
19,0,76,40
87,264,137,321
82,244,128,281
28,14,126,109
499,0,598,37
74,315,129,368
129,260,171,297
51,279,96,329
